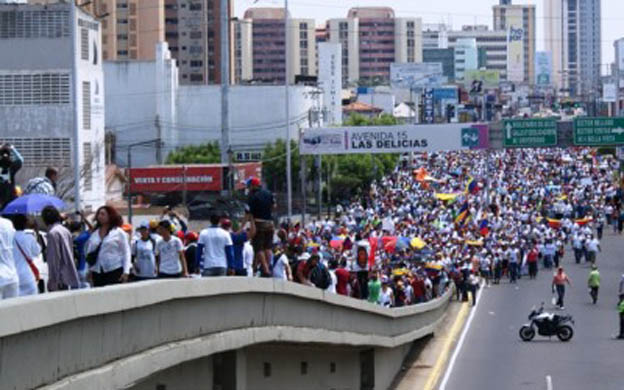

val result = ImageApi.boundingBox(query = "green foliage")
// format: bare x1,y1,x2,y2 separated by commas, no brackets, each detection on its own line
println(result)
343,113,399,127
165,142,221,164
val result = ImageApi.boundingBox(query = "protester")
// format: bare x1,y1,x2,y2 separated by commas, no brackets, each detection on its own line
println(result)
0,143,23,208
552,267,571,310
155,220,188,278
222,215,256,276
10,214,41,296
587,264,600,304
85,205,131,287
0,215,19,299
197,212,233,277
617,294,624,340
183,231,199,275
131,222,157,281
24,167,58,196
41,206,79,291
246,177,275,277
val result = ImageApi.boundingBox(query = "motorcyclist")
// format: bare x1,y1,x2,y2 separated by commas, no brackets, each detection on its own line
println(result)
587,264,600,304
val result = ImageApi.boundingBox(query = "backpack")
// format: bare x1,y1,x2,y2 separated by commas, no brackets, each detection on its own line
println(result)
310,264,332,289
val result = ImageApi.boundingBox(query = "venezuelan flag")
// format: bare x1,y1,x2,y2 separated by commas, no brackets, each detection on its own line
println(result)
455,202,470,226
575,217,593,226
466,177,479,195
479,219,489,236
547,218,562,229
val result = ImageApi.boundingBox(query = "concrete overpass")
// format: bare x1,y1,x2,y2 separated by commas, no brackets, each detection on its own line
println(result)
0,278,451,390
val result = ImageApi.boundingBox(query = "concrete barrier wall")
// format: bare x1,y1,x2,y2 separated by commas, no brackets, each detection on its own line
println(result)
0,277,451,390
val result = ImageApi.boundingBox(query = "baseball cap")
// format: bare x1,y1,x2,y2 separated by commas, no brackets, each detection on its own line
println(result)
138,221,149,230
221,218,232,229
246,177,261,187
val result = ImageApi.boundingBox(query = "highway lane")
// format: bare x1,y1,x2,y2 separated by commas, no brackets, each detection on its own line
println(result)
442,230,624,390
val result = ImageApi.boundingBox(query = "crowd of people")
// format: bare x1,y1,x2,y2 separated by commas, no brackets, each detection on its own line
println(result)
0,143,623,338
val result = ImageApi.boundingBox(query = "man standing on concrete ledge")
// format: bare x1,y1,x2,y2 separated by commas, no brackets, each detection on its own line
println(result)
0,215,18,299
246,177,275,277
197,212,233,277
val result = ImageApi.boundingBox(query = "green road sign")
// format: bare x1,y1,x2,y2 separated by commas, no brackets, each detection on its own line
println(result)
461,127,479,148
503,118,558,148
573,117,624,146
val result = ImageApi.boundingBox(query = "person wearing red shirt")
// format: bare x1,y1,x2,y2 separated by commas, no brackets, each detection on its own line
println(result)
333,259,350,296
527,245,539,279
411,273,427,303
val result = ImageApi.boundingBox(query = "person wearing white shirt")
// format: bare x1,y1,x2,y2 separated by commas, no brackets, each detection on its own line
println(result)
155,220,188,278
197,213,233,277
243,241,254,277
86,206,131,287
0,216,18,299
586,235,601,264
10,215,41,296
271,250,292,281
131,222,157,280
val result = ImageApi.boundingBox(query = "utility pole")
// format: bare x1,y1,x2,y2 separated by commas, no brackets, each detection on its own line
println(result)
70,2,81,212
284,0,293,222
220,0,231,190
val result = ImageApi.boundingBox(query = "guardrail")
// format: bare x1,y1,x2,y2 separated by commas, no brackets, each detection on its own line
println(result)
0,278,452,390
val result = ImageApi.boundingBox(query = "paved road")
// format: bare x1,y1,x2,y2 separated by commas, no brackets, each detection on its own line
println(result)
443,230,624,390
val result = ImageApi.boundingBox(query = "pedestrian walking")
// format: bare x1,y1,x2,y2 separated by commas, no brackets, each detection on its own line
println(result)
552,267,571,310
587,264,600,304
131,222,157,281
617,294,624,340
10,214,40,296
0,215,18,299
85,205,131,287
41,206,80,291
155,220,188,278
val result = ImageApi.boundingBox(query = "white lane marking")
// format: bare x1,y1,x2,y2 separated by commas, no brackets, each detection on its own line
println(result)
439,284,485,390
546,375,553,390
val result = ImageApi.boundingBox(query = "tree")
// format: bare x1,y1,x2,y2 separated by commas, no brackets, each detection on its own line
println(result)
165,142,221,164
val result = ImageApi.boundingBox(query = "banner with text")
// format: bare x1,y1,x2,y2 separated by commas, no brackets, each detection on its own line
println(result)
300,123,485,155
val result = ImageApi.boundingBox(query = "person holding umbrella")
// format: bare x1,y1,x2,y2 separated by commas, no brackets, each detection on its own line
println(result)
41,206,79,291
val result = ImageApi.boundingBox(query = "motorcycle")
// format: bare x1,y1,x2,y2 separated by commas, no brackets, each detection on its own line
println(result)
519,303,575,342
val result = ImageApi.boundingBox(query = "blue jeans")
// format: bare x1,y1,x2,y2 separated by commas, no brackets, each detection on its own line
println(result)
509,263,518,283
202,267,227,277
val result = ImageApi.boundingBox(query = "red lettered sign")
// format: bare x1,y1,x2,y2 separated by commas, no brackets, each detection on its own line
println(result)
129,166,223,193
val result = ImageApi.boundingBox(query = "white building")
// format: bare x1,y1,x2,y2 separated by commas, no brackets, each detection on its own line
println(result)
451,38,479,82
544,0,602,97
0,2,105,210
104,43,322,167
449,26,508,81
422,23,449,49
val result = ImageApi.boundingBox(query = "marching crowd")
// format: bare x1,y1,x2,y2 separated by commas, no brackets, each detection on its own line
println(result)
0,142,623,337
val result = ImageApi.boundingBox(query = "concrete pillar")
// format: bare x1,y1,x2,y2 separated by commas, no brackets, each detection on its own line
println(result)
236,349,247,390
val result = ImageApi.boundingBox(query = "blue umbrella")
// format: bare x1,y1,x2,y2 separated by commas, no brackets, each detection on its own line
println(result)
2,194,65,215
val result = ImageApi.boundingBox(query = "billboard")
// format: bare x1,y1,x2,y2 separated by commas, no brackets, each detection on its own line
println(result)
299,123,488,155
390,63,443,89
129,166,223,193
535,51,552,86
463,70,500,90
318,42,343,126
603,83,617,103
506,14,525,83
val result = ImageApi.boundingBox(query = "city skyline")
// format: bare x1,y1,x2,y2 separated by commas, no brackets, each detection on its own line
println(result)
235,0,622,73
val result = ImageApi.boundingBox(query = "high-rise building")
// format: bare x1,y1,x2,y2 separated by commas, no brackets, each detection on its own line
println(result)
452,38,479,81
242,8,316,84
163,0,233,85
493,0,536,84
233,18,252,84
422,23,449,49
423,48,455,81
614,38,624,82
448,26,507,80
27,0,165,61
327,7,422,85
0,2,105,209
544,0,601,97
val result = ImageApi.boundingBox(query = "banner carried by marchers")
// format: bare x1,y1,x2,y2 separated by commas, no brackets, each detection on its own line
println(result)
299,123,489,155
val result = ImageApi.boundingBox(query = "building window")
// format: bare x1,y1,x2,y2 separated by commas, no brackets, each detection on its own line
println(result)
190,60,203,67
189,3,202,10
117,50,128,56
82,142,93,191
190,31,202,39
82,81,91,130
0,137,71,167
190,74,203,82
0,72,70,105
0,9,71,38
263,363,271,378
81,28,89,60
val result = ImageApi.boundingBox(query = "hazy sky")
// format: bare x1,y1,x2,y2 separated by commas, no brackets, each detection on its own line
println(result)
234,0,623,71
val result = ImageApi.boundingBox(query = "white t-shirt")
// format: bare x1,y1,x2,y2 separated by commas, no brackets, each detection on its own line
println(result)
0,217,18,288
156,236,184,275
12,230,41,290
198,226,233,269
132,238,157,278
272,253,290,280
243,242,254,277
587,239,600,252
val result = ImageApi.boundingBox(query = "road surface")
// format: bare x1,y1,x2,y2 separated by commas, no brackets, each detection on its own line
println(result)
442,230,624,390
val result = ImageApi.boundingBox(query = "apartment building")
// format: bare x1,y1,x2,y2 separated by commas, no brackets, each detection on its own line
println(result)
448,25,508,80
327,7,422,85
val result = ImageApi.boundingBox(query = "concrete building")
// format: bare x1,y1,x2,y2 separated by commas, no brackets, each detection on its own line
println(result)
423,48,455,82
0,2,105,210
233,18,253,84
163,0,233,85
422,23,449,49
104,43,321,167
544,0,602,97
493,0,536,85
327,7,422,85
614,38,624,85
448,25,508,80
451,38,479,82
240,8,316,84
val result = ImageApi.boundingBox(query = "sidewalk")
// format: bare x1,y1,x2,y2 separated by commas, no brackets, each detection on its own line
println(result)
392,299,471,390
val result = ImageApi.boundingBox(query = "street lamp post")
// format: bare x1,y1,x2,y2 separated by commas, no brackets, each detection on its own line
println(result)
126,138,162,224
284,0,292,222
